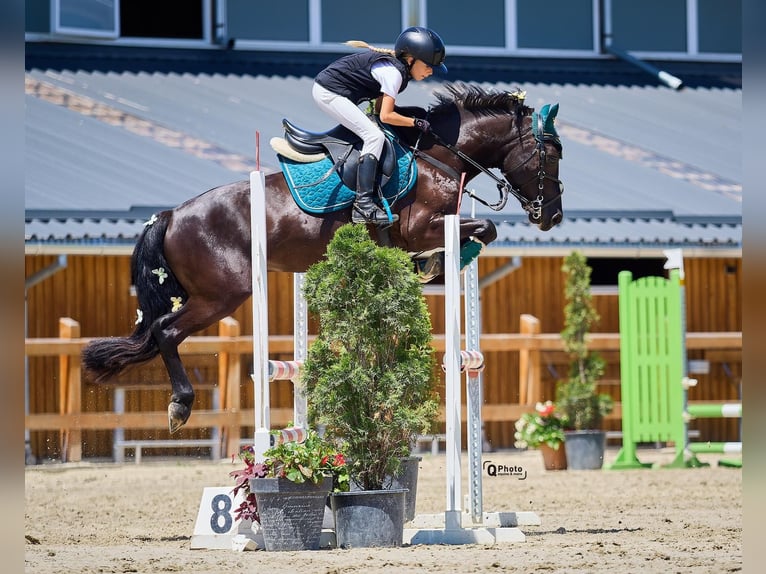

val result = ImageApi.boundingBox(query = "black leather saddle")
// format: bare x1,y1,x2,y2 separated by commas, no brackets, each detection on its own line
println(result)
282,119,397,190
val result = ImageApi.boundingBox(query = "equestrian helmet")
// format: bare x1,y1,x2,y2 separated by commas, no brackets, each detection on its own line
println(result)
395,27,447,74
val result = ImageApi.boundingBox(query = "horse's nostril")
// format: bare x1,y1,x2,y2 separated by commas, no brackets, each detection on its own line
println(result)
551,211,563,226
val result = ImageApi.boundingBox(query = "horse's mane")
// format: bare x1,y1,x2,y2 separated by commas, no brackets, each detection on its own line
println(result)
431,82,532,117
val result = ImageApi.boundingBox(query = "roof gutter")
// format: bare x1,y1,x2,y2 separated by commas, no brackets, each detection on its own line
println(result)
486,245,741,259
25,243,135,256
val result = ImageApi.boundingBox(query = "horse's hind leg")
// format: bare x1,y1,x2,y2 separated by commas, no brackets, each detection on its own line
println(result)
149,297,242,433
150,312,195,433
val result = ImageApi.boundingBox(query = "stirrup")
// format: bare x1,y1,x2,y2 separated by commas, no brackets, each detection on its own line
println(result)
351,205,398,226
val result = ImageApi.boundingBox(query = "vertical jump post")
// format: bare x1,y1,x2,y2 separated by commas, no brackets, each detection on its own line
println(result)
249,131,273,461
291,272,308,428
445,201,486,527
405,205,537,545
464,200,484,524
250,164,270,462
443,211,462,531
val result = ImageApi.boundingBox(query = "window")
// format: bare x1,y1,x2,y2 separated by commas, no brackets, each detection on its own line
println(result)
54,0,119,38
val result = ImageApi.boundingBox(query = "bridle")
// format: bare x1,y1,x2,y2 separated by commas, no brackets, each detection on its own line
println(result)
411,110,564,220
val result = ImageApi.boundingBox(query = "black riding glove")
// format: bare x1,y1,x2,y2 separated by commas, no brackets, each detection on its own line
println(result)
413,118,431,133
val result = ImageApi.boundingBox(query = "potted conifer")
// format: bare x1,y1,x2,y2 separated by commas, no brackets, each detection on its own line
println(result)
301,224,438,547
555,251,614,470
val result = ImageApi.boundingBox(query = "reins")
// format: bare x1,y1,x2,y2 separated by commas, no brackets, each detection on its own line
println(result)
408,110,563,218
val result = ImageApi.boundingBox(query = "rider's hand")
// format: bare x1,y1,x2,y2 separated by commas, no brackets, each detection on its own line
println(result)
413,118,431,133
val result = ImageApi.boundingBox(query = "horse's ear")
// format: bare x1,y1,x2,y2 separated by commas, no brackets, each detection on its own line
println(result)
544,103,559,133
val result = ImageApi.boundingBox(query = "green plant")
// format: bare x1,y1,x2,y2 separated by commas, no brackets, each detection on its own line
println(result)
514,400,567,449
301,224,439,491
229,428,349,523
555,251,613,430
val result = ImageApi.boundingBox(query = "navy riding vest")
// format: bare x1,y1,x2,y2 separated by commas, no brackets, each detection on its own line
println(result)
315,51,410,104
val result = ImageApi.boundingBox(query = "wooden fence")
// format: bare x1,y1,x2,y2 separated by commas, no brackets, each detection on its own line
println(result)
25,316,742,462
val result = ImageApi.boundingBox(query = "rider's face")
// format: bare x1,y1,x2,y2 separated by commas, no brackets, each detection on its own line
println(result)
409,59,434,81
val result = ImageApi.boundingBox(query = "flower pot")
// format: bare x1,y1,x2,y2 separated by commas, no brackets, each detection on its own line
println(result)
389,455,421,522
249,476,333,551
331,488,407,548
564,430,606,470
348,456,422,523
539,443,567,471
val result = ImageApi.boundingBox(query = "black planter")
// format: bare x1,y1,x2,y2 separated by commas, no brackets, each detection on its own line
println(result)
347,456,422,523
390,455,421,522
331,488,407,548
250,476,333,551
564,430,606,470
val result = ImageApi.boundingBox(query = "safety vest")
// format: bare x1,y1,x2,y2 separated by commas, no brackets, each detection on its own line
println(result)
315,51,410,104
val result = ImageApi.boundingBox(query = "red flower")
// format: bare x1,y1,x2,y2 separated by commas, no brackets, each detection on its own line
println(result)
536,400,556,417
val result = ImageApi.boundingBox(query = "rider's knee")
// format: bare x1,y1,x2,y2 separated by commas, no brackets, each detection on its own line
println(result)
361,130,385,159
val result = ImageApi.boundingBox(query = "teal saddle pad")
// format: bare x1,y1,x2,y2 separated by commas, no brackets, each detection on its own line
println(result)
278,141,417,215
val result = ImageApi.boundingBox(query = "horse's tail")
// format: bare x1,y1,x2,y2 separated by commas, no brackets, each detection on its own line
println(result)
82,211,188,382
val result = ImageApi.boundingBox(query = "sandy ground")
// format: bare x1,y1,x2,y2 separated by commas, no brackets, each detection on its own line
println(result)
25,447,741,573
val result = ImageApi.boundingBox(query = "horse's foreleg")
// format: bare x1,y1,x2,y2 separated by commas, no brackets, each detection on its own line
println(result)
408,218,498,282
460,218,497,246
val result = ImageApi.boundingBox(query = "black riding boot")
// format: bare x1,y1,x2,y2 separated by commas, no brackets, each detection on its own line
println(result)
351,154,399,225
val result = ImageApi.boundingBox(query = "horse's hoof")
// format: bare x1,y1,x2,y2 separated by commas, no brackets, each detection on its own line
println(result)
168,402,191,434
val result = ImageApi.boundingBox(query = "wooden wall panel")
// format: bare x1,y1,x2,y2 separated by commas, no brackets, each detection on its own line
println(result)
26,253,742,459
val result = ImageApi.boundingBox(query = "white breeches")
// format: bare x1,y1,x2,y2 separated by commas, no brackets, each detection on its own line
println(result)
312,82,386,159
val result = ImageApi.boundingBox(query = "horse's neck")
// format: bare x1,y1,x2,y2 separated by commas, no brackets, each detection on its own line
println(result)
449,114,511,176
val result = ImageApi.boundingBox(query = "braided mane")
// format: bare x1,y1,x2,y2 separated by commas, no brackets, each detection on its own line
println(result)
431,82,531,117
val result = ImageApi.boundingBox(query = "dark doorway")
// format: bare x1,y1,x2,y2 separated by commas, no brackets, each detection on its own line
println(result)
121,0,204,39
587,257,667,287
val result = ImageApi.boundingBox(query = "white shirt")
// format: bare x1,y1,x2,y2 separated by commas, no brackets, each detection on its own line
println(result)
371,61,404,98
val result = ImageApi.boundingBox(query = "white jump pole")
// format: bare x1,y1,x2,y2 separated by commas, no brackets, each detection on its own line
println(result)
443,213,462,531
250,164,271,463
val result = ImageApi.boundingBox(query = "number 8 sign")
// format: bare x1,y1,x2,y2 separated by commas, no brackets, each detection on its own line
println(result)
190,487,256,549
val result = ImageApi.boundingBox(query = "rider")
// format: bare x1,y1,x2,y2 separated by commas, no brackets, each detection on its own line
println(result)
313,26,447,226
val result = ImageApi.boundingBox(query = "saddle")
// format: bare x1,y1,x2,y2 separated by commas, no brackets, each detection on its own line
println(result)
280,119,398,191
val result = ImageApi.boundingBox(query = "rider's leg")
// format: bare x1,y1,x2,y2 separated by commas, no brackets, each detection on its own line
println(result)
352,153,395,224
312,83,398,224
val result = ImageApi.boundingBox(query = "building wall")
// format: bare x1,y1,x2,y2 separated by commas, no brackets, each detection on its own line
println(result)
26,1,741,60
25,252,742,459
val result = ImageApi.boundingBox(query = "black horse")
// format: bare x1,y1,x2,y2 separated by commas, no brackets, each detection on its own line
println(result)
82,83,564,432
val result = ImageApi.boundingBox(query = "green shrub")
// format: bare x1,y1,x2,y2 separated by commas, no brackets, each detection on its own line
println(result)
301,224,438,490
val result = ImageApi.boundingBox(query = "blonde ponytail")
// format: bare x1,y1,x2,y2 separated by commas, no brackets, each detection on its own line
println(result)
345,40,396,56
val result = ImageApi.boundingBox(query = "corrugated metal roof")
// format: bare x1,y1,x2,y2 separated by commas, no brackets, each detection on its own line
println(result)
25,49,741,257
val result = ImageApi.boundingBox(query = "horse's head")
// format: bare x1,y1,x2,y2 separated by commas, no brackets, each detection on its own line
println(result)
501,102,564,231
426,84,564,231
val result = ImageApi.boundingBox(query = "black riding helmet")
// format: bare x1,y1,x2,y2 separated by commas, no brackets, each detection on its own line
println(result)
394,26,447,74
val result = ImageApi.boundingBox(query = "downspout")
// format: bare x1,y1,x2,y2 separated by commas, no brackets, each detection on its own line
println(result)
601,0,684,90
478,256,522,290
25,254,68,465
